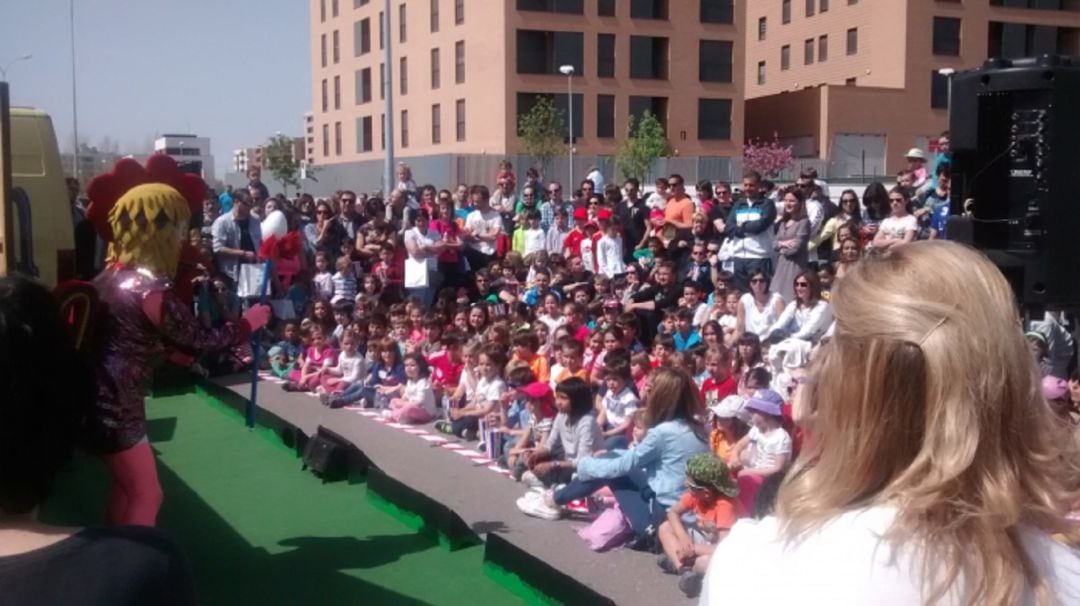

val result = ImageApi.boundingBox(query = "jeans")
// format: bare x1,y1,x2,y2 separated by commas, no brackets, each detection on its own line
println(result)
337,382,374,406
407,286,434,310
553,475,666,537
733,257,773,293
450,415,479,438
604,435,630,451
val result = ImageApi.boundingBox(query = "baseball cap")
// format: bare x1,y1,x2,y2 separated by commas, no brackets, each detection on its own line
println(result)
597,208,613,221
519,381,553,400
572,207,588,221
744,389,784,417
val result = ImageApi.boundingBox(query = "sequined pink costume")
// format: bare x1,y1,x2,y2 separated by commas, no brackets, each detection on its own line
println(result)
87,265,248,455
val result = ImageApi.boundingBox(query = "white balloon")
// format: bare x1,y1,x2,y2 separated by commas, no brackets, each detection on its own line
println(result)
261,210,287,239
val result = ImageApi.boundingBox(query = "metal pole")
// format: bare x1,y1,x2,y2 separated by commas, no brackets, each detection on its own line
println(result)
1,82,13,277
567,73,573,196
70,0,80,182
383,0,395,197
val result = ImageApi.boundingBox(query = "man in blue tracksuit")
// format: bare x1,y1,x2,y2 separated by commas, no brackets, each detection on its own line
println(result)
723,171,778,292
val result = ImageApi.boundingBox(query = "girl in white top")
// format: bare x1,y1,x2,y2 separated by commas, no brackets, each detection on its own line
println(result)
536,293,567,345
595,223,626,279
702,241,1080,606
736,269,785,338
318,332,366,394
761,270,833,344
385,353,437,424
871,187,918,250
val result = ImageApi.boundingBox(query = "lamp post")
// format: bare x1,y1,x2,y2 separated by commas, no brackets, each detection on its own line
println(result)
559,64,575,195
0,54,32,81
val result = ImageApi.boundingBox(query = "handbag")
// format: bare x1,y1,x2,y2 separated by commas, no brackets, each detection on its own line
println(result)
575,503,633,551
236,263,266,299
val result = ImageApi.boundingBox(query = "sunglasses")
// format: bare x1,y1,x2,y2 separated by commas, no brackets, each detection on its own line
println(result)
342,198,356,204
795,281,810,287
750,278,767,284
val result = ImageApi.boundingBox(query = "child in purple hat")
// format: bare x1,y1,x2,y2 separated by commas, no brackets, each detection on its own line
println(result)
729,389,792,512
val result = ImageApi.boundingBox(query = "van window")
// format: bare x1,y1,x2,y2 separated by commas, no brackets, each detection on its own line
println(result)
12,116,46,177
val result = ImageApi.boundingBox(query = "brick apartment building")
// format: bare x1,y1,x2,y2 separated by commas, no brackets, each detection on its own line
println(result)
744,0,1080,179
308,0,744,193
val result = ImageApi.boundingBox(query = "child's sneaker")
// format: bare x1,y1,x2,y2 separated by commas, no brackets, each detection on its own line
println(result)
315,386,327,396
521,470,544,489
433,420,454,435
678,571,704,598
319,391,332,406
656,555,681,575
380,409,393,419
515,490,563,521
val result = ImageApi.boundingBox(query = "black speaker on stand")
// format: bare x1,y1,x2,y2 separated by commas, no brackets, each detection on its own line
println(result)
949,55,1080,308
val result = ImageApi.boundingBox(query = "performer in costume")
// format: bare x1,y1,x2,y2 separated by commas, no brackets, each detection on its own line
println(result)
84,155,271,527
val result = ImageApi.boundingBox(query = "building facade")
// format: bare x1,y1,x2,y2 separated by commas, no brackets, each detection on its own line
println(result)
154,134,215,183
308,0,744,194
744,0,1080,178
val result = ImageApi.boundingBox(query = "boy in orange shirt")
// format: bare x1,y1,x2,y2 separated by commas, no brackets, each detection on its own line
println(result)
552,338,588,384
511,332,550,384
658,453,744,598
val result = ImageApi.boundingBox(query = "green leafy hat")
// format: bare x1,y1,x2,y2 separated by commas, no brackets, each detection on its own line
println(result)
685,453,739,498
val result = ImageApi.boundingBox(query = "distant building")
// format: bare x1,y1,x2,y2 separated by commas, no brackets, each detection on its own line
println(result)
61,143,122,185
303,112,315,164
154,134,215,182
231,137,305,175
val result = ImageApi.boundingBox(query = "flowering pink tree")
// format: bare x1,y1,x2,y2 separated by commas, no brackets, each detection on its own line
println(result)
743,135,795,178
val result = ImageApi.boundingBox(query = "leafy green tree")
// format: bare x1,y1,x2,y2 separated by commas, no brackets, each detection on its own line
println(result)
263,134,300,195
517,96,567,175
616,111,672,181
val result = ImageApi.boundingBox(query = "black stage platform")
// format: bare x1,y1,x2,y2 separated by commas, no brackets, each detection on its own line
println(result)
208,374,692,605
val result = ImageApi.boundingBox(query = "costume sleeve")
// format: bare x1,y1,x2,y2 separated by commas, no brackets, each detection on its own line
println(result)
155,289,246,352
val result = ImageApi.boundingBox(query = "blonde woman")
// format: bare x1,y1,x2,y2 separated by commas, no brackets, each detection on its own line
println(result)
702,241,1080,605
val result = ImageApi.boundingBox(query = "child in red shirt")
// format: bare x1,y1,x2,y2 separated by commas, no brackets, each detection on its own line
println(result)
700,348,738,410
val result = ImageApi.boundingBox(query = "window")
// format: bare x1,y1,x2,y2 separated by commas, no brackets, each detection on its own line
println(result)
628,96,668,130
804,38,814,64
782,0,791,24
698,98,732,140
400,56,408,94
321,34,327,67
516,0,583,14
806,0,815,16
334,121,342,155
322,124,329,156
845,76,857,85
333,75,341,109
332,0,339,17
456,99,466,141
516,30,584,75
932,16,961,56
757,61,766,85
355,0,369,7
379,11,384,49
320,0,326,22
930,70,949,109
355,18,371,56
597,34,616,78
381,113,386,149
356,116,373,152
597,94,615,138
781,45,791,70
988,21,1061,59
321,79,328,111
431,48,441,89
846,27,858,54
820,0,829,12
818,35,828,61
401,110,409,147
758,17,767,41
518,92,582,140
598,0,615,16
629,36,668,79
432,104,442,144
455,40,466,83
455,0,464,24
700,0,734,24
431,0,439,32
399,3,407,42
356,68,372,104
332,30,340,63
380,63,385,99
630,0,668,19
989,0,1066,7
699,40,733,82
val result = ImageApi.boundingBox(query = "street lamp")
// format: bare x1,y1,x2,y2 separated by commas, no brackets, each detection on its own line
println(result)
937,67,956,111
559,64,575,195
0,54,32,81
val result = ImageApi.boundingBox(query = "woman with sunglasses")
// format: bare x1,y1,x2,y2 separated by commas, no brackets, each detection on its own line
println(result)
736,269,784,340
769,187,811,303
872,187,918,251
761,271,832,345
810,189,861,262
304,199,347,265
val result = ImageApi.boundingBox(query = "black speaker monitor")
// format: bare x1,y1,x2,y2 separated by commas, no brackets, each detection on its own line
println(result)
949,55,1080,307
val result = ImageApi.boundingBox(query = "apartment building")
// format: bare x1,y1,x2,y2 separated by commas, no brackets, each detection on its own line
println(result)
308,0,744,193
744,0,1080,178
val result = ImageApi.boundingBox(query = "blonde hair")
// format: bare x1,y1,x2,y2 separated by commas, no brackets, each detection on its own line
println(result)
780,241,1080,605
107,183,192,277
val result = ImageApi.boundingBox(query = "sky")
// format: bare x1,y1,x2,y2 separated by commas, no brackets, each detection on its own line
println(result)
0,0,311,179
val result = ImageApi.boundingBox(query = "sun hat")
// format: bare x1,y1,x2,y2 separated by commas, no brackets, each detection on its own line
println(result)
685,453,739,498
744,389,785,417
905,147,927,161
1043,376,1069,401
708,395,746,420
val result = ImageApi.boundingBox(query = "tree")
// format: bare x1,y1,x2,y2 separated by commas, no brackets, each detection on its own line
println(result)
615,111,672,181
263,134,301,195
517,95,566,175
743,134,795,178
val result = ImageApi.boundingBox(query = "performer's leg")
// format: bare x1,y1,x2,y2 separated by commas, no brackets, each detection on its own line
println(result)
104,439,163,527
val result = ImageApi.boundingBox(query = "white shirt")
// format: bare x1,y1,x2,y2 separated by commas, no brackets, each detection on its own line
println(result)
602,386,639,427
402,377,437,415
879,214,918,242
740,292,784,337
701,507,1080,606
465,208,503,255
580,237,596,273
745,425,792,470
596,234,626,278
330,351,366,385
472,375,506,407
523,227,545,257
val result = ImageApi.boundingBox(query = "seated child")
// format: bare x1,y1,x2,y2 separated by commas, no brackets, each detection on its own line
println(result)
428,331,465,404
597,356,639,450
729,389,792,513
657,453,744,599
521,377,602,491
706,396,749,463
318,331,366,396
443,345,506,440
382,353,437,424
330,299,353,348
510,332,550,384
552,338,588,384
327,337,405,408
268,320,303,379
284,327,337,392
700,348,738,411
506,382,557,481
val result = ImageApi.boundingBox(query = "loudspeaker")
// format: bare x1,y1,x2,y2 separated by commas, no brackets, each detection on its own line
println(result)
950,55,1080,307
301,426,349,482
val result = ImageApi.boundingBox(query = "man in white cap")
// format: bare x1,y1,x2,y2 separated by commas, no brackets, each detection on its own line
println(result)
904,147,929,190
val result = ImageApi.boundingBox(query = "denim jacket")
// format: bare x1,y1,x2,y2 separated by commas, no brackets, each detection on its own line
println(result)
576,419,708,508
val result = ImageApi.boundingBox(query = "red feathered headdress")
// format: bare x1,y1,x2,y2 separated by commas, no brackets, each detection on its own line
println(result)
85,155,205,242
